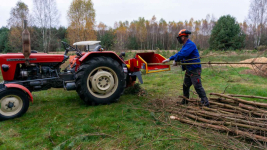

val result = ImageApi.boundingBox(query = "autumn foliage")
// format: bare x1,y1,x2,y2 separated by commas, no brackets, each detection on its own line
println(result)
8,2,30,52
67,0,96,45
97,15,216,50
2,0,267,52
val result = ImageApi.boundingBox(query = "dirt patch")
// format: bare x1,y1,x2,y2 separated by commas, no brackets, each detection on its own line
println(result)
231,57,267,69
232,57,267,76
212,57,267,77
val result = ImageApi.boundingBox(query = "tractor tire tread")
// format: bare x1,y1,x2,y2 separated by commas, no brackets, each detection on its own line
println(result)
75,56,125,105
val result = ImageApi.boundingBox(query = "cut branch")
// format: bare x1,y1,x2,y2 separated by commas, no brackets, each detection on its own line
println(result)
210,93,267,108
228,94,267,100
170,116,267,142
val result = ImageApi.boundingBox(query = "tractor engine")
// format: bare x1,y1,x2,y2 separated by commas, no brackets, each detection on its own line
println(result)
19,64,58,79
14,63,63,91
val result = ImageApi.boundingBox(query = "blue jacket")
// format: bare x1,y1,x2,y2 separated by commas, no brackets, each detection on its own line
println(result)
169,39,201,71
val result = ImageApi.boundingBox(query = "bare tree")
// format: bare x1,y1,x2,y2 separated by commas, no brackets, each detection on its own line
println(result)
7,1,32,52
248,0,267,47
8,1,30,28
32,0,60,53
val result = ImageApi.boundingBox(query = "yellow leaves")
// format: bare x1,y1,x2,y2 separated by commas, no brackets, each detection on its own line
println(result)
97,22,106,31
9,27,35,52
67,0,96,45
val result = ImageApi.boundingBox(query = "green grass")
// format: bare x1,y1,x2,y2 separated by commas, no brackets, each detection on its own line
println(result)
0,51,267,149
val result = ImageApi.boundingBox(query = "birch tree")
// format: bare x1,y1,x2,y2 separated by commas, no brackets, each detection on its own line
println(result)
33,0,60,53
248,0,267,47
8,1,31,52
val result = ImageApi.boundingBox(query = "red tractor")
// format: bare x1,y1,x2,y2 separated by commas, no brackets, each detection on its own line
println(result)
0,21,170,120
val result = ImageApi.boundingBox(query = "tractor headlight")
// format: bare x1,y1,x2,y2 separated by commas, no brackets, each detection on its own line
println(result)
2,64,9,72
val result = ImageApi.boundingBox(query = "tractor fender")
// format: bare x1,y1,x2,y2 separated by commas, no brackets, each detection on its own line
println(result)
79,51,125,65
5,84,33,102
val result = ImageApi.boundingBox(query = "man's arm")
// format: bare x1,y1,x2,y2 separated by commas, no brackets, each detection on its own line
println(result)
169,53,179,61
162,43,194,64
174,44,195,62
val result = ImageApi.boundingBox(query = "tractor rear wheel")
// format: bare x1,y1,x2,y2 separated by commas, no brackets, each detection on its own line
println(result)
75,56,125,105
0,88,29,121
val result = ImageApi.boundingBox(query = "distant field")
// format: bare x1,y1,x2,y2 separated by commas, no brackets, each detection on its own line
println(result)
0,50,266,149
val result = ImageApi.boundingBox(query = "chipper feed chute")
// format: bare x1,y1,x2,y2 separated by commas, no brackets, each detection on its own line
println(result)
125,52,170,74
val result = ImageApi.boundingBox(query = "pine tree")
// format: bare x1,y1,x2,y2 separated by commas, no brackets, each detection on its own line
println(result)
209,15,246,50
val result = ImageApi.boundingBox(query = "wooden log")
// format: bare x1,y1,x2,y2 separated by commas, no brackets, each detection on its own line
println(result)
210,93,267,108
171,106,267,126
239,103,267,114
166,110,222,125
170,116,267,142
185,109,267,125
254,118,267,121
210,98,237,105
178,106,267,123
228,94,267,100
169,110,267,132
184,108,267,124
186,97,257,115
209,101,264,117
170,115,230,131
224,122,267,132
217,108,239,113
174,106,247,119
201,106,236,115
224,117,267,128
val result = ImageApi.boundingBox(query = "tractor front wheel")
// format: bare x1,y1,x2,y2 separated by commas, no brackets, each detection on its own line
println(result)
0,88,30,121
75,56,125,105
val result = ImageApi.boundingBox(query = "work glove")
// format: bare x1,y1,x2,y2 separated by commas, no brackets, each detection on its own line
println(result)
173,61,178,66
162,58,170,64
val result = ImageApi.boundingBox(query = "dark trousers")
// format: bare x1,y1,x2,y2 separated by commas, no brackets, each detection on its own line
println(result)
183,68,209,105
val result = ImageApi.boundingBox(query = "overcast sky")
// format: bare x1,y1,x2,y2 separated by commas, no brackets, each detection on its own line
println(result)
0,0,251,28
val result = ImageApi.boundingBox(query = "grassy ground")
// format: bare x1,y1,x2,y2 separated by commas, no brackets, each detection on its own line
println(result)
0,50,267,149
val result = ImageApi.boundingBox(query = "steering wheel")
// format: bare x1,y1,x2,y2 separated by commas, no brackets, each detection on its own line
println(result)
61,41,82,56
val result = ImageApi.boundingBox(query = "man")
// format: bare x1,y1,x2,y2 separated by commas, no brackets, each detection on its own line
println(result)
162,29,209,107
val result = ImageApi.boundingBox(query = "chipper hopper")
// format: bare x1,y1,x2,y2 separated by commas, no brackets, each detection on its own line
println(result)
0,20,170,121
126,52,170,74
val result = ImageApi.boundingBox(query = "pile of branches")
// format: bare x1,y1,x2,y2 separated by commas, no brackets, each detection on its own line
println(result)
168,93,267,144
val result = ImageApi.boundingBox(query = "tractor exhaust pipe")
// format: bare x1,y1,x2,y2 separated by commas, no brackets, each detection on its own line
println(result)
22,20,31,66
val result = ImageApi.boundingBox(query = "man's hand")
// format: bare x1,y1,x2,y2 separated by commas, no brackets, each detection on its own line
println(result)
162,58,170,64
173,61,178,66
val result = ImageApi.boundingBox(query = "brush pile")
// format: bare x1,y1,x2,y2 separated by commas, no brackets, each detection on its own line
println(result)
168,93,267,143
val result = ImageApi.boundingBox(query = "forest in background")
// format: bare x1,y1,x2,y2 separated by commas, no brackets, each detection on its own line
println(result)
0,0,266,53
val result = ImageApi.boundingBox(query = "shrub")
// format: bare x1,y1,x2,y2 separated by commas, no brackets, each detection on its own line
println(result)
256,45,267,51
